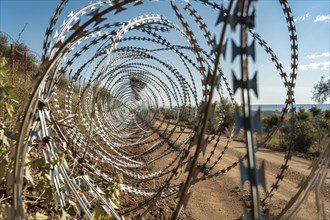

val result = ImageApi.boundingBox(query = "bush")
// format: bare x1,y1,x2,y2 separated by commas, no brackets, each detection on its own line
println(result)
0,57,18,118
323,110,330,120
221,99,235,132
278,109,318,152
309,106,322,117
296,108,312,121
0,56,18,190
162,108,177,120
293,120,317,152
262,113,280,132
207,99,235,134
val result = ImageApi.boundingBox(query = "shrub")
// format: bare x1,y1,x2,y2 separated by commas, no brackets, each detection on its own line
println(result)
293,120,317,152
262,113,280,132
296,108,312,121
309,106,322,117
279,108,318,152
0,56,18,190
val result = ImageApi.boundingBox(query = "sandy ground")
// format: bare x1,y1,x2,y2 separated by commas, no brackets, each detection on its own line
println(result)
149,122,330,220
186,143,330,220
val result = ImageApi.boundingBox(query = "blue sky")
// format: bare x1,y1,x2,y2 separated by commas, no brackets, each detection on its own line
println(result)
0,0,329,105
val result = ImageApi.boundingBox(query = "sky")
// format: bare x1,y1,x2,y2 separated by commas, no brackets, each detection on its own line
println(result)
0,0,329,105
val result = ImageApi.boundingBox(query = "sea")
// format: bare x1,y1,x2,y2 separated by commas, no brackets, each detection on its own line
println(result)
251,104,330,112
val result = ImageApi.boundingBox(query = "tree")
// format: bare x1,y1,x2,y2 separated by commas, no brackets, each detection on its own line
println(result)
312,77,330,104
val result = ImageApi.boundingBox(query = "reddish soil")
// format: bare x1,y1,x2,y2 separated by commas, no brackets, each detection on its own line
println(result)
185,143,330,220
147,122,330,220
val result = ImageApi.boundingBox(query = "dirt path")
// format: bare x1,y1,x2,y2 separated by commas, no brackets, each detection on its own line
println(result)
150,122,329,219
184,137,330,219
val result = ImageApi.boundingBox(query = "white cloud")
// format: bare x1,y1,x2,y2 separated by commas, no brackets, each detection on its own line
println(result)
306,52,330,59
294,13,310,22
314,14,330,22
299,61,330,71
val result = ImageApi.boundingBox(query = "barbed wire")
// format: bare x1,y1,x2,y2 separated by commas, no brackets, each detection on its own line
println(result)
5,0,329,219
0,31,41,63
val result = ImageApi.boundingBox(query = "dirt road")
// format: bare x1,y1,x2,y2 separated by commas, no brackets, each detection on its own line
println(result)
151,122,330,219
184,137,330,219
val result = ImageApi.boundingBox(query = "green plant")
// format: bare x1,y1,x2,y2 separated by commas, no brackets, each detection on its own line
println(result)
309,106,322,117
221,98,235,132
0,57,18,186
207,102,220,134
262,113,280,132
293,120,317,152
162,108,177,120
296,108,312,121
0,57,18,119
92,173,123,219
279,109,319,152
